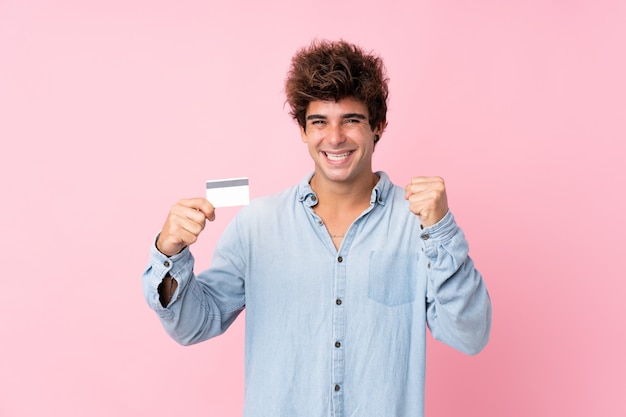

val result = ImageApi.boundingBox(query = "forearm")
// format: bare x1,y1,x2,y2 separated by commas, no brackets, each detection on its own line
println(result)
142,233,246,345
423,212,492,354
427,258,491,354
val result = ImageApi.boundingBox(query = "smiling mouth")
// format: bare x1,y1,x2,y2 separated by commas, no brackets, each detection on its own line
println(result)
324,151,352,161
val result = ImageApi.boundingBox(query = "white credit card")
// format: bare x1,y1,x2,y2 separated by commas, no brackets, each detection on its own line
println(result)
205,177,250,208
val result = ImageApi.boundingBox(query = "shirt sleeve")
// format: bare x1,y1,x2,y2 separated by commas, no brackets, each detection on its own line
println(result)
142,221,246,346
422,211,492,355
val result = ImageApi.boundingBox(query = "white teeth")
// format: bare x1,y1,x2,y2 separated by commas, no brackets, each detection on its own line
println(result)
325,152,350,161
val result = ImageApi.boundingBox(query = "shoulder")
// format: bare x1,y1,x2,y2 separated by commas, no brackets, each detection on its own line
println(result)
375,171,423,228
238,173,313,218
376,171,409,205
234,183,300,223
253,185,298,210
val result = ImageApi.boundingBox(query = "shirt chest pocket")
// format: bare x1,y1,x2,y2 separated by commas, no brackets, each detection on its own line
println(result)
367,250,419,306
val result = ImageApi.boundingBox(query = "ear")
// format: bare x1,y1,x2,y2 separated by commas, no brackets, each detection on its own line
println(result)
373,124,383,143
374,121,386,141
300,124,308,143
372,122,385,147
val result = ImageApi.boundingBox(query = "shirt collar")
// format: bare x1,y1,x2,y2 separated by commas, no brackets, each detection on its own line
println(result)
297,171,392,208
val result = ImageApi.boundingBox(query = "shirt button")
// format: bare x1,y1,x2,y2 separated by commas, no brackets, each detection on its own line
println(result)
335,341,341,348
337,256,343,263
318,220,323,225
421,234,430,240
336,299,342,305
163,261,170,267
427,262,431,269
334,384,341,392
311,195,317,202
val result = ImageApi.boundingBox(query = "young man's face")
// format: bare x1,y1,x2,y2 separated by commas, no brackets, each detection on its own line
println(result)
300,97,381,187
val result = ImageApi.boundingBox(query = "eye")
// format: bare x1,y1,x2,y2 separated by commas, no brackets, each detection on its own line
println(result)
344,118,362,125
309,119,326,128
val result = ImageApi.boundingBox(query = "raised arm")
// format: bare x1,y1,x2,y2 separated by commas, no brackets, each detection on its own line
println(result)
143,197,246,345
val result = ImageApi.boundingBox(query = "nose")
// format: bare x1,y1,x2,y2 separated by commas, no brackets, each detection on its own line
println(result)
326,122,345,146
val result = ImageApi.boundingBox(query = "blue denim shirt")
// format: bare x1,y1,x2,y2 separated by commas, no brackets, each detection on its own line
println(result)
143,171,491,417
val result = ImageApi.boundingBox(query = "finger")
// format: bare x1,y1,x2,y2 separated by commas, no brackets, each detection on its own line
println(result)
405,176,445,198
407,192,449,227
157,198,215,256
175,227,203,247
410,176,444,184
156,224,201,256
172,199,216,223
405,182,433,199
177,198,216,221
178,214,206,236
407,187,441,203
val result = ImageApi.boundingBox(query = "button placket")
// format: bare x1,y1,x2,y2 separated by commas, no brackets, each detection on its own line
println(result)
331,250,346,415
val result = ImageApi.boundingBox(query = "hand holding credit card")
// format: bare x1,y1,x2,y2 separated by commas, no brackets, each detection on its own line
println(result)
205,177,250,208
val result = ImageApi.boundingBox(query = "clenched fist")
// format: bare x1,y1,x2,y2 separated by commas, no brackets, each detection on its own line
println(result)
156,198,216,257
404,176,449,228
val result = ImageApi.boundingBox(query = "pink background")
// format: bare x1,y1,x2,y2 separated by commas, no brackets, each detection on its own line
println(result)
1,0,625,416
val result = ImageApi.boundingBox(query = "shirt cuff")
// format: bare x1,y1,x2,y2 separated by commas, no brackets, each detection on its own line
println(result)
147,233,194,290
419,211,459,257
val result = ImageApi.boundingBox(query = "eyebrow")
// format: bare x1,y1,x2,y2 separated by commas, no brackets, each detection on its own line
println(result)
306,113,367,121
342,113,367,120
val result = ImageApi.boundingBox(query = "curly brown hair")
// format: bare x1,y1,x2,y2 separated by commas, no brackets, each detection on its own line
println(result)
285,39,389,137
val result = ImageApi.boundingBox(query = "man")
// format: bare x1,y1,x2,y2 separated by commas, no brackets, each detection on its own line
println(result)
143,39,491,417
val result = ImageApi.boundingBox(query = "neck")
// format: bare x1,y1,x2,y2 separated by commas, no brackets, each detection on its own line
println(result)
310,172,379,209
